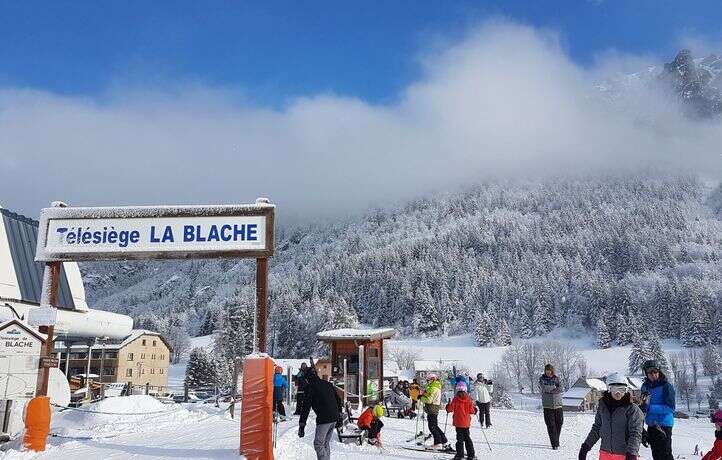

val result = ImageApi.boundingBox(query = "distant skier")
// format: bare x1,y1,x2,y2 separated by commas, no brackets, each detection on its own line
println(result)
273,366,289,420
639,360,675,460
419,373,450,450
539,364,563,450
578,372,643,460
357,402,385,447
298,364,343,460
472,373,493,428
446,381,478,460
293,362,310,416
701,409,722,460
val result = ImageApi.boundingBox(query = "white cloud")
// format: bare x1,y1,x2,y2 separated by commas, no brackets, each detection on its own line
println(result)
1,21,720,219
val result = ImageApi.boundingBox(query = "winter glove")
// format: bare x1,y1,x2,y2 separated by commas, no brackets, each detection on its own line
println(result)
298,423,305,438
641,428,648,447
578,443,590,460
335,419,343,429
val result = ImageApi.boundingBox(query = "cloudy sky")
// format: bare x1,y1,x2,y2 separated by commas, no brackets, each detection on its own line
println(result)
1,2,722,218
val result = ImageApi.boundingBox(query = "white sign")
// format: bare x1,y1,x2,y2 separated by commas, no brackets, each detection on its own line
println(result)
0,321,44,400
27,307,57,327
35,203,275,261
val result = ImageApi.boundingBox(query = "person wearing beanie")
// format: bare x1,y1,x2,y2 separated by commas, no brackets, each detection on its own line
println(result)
419,373,450,450
357,402,385,447
639,360,676,460
273,365,289,420
446,381,478,460
539,364,563,449
578,372,643,460
702,409,722,460
298,364,343,460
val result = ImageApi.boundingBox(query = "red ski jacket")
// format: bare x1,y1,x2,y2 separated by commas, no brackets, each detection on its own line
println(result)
445,394,477,428
357,407,373,429
704,438,722,460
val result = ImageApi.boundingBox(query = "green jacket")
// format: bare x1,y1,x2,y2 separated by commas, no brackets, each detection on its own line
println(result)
420,380,442,415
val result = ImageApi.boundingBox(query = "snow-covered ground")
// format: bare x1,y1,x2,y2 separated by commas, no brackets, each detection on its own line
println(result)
0,395,714,459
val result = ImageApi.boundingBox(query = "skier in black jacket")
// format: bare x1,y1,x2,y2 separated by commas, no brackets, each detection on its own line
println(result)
298,366,343,460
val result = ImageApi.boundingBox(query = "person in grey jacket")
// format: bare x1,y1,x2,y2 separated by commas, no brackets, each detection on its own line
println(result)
539,364,563,449
579,372,644,460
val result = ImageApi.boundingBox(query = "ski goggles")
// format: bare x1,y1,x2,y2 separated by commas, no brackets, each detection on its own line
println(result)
608,384,628,395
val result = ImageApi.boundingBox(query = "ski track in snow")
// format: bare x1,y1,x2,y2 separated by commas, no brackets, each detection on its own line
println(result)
1,403,714,459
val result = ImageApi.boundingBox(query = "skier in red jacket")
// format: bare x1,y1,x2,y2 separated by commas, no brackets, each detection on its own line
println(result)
445,381,478,460
703,409,722,460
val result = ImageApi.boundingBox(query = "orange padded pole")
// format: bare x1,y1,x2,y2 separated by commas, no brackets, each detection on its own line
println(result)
240,355,274,460
23,396,51,451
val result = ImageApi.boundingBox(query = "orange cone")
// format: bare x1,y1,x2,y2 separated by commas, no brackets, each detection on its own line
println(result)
23,396,51,451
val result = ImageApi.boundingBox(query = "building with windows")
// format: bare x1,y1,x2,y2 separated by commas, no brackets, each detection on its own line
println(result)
55,329,171,387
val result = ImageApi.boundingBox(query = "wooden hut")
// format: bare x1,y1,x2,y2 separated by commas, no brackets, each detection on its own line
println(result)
316,328,396,407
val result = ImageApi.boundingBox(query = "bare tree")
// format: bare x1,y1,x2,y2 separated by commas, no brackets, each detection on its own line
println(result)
386,346,420,371
521,342,543,394
501,344,525,392
165,325,191,364
687,348,701,389
670,352,693,411
541,341,585,391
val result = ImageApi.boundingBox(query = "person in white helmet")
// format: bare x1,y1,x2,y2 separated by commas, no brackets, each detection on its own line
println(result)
579,372,644,460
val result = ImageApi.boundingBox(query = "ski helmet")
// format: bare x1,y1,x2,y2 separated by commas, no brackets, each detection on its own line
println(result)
605,372,628,387
275,366,282,373
455,382,468,392
641,360,660,373
477,373,483,380
427,373,438,380
712,409,722,424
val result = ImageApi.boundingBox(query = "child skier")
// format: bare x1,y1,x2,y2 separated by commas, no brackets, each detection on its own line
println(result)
273,366,289,420
357,402,385,447
445,381,477,460
702,409,722,460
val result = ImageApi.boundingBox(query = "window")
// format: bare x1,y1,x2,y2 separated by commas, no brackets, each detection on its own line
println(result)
152,340,157,347
127,353,134,361
103,368,115,376
141,353,146,359
126,369,132,377
152,354,156,360
160,369,164,375
142,368,145,374
150,369,155,374
160,354,164,360
142,339,146,346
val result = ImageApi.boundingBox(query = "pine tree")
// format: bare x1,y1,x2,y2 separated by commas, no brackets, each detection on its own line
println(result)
496,318,513,346
628,330,647,374
702,345,722,377
185,347,218,389
474,311,494,347
615,312,634,346
647,332,669,372
412,283,440,336
596,317,612,349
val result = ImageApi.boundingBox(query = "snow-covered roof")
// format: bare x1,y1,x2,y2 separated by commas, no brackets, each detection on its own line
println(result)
586,378,607,391
413,360,461,372
563,387,592,399
55,329,170,352
316,327,396,341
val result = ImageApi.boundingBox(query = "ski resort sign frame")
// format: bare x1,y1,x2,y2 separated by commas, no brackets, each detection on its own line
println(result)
35,202,275,262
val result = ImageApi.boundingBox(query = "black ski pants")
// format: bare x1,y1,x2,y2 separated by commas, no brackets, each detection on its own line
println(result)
273,398,286,417
648,425,674,460
543,408,563,448
427,413,448,445
363,419,383,441
455,427,475,458
293,391,305,415
476,401,491,427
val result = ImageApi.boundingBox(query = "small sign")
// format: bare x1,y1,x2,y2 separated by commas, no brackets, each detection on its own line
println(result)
0,320,44,400
27,307,57,327
35,203,275,262
39,357,59,368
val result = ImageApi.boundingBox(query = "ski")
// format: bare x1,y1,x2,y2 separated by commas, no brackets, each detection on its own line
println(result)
406,431,425,442
416,433,433,445
402,445,456,455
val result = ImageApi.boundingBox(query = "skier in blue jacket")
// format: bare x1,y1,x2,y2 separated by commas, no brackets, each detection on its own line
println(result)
640,360,675,460
273,365,289,420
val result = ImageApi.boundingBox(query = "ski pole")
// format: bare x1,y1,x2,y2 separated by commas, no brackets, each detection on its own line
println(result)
443,410,449,436
478,415,492,451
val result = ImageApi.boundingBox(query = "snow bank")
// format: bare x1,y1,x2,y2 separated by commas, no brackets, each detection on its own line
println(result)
52,395,177,431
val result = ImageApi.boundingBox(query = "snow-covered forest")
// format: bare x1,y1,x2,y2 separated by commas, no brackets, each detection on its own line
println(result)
83,174,722,360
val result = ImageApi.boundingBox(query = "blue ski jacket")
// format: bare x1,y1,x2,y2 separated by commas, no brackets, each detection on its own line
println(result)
640,372,675,428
